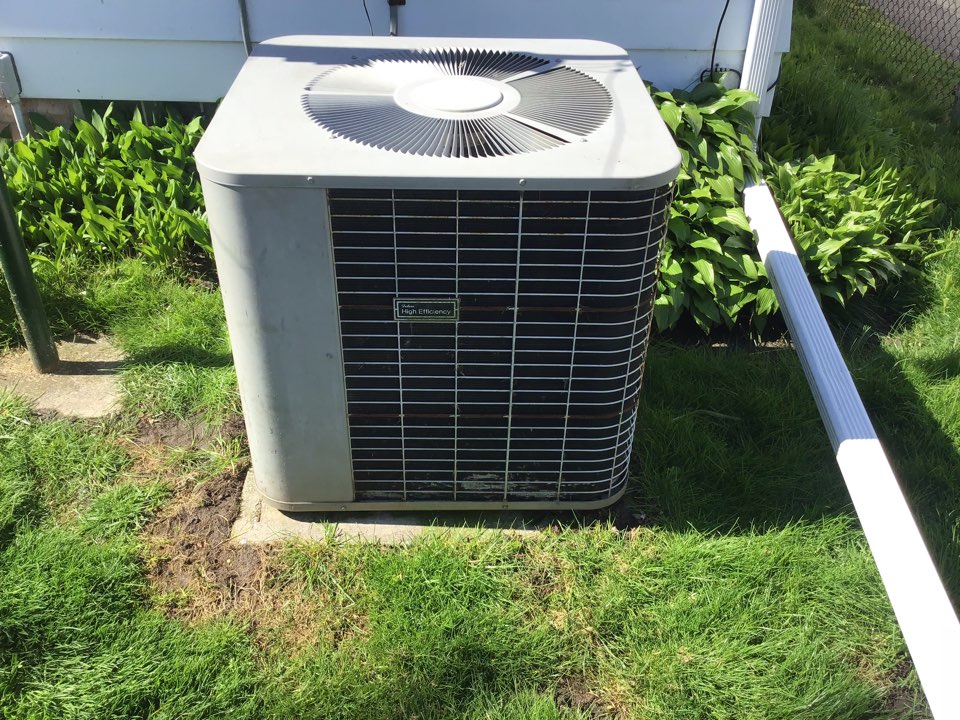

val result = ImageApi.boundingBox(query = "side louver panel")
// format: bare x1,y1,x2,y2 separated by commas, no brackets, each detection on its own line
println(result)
328,186,674,504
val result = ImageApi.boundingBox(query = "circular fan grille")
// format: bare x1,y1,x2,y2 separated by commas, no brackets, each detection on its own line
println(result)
302,49,613,158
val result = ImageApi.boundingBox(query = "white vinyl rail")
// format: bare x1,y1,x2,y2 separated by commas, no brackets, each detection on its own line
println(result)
744,182,960,719
741,2,960,715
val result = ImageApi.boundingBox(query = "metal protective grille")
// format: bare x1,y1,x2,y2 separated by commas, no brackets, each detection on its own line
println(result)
328,186,673,504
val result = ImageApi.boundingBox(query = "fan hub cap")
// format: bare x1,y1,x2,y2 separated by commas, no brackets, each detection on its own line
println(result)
404,77,505,113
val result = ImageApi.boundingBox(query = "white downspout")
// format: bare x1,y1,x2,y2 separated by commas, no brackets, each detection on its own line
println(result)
741,2,960,718
741,0,784,133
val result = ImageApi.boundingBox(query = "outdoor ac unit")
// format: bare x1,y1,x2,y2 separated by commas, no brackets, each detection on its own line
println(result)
195,35,680,511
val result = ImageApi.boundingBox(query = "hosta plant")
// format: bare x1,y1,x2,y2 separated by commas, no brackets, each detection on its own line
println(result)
0,105,208,266
653,83,768,332
766,154,936,308
653,83,936,333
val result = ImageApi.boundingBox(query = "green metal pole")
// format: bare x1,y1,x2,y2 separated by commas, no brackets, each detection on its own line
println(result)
0,165,58,373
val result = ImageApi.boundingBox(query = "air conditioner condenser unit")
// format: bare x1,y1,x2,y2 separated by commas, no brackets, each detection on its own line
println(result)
195,35,680,511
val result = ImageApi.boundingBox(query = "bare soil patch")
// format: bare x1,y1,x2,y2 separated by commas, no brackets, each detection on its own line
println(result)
135,413,245,451
145,461,266,619
883,658,931,717
555,675,625,719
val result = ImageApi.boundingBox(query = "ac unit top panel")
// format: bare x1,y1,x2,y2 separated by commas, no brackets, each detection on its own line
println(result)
195,35,681,191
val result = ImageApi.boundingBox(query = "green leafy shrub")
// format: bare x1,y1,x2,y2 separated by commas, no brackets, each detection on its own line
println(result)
0,106,208,265
767,155,936,307
653,83,937,333
0,91,938,336
653,84,767,332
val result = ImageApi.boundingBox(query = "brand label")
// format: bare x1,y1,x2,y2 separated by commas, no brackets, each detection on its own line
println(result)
394,298,459,322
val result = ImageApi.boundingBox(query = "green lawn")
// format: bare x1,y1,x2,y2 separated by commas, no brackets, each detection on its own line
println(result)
1,250,947,718
765,0,960,216
3,1,960,717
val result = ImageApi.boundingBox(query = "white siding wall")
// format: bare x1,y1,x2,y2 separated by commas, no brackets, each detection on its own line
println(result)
1,0,791,111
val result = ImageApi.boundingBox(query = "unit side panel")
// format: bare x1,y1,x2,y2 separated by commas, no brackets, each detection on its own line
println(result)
202,181,353,504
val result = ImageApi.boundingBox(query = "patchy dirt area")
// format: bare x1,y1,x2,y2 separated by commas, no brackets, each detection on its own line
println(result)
134,413,270,621
555,675,625,719
135,413,246,451
145,461,267,619
882,658,931,717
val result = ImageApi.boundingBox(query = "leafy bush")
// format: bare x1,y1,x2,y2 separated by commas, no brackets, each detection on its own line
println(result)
0,91,937,336
0,106,208,265
767,156,936,307
652,83,767,332
653,83,937,333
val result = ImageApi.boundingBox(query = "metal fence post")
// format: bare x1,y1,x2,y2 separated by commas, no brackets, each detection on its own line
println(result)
0,164,58,372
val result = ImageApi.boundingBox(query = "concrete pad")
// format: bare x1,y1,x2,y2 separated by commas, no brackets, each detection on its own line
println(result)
0,333,123,418
230,469,584,545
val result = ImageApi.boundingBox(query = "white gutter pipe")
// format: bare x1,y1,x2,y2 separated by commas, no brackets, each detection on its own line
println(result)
741,0,784,133
741,2,960,717
745,185,960,720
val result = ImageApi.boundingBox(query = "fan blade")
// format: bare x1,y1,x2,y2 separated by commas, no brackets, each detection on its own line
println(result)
508,67,612,136
502,113,584,145
301,50,611,157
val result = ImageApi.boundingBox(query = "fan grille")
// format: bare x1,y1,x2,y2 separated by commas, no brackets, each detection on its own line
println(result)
302,49,613,158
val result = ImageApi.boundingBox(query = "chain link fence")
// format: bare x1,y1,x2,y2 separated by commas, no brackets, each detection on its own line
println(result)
818,0,960,119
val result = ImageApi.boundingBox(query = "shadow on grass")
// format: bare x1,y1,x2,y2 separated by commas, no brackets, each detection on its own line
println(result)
0,280,107,349
632,340,960,604
124,345,234,368
854,347,960,605
906,350,960,382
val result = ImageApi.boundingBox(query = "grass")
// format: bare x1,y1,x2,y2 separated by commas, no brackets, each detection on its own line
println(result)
0,258,931,718
0,382,918,718
0,260,239,424
764,0,960,217
761,0,960,601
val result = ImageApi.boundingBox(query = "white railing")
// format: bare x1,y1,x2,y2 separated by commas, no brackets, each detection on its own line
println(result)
742,2,960,716
744,181,960,720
